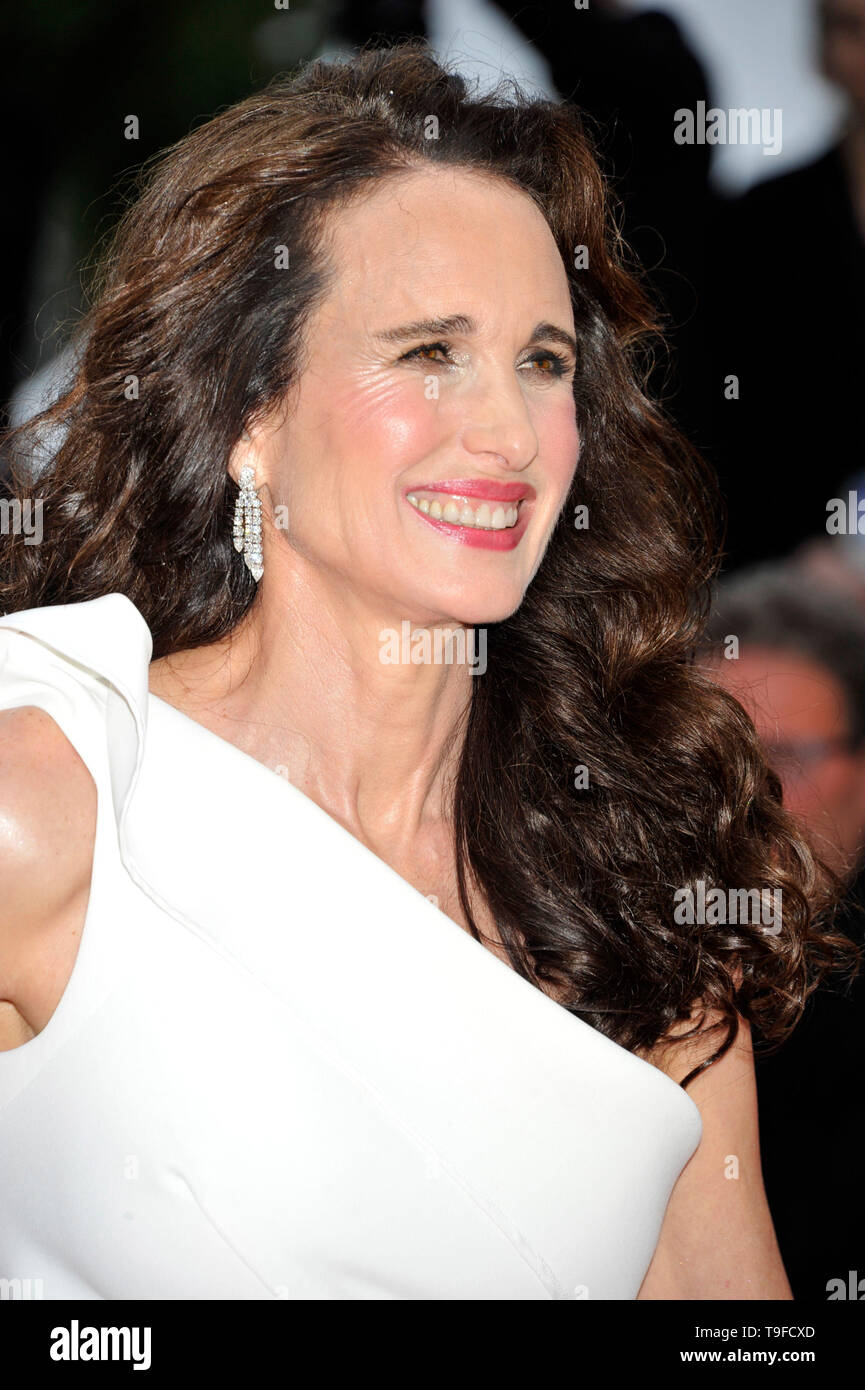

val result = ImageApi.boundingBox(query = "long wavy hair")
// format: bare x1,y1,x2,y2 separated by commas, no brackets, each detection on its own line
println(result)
2,41,857,1088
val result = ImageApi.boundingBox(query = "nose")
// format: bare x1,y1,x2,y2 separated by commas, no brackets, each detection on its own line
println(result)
458,367,540,472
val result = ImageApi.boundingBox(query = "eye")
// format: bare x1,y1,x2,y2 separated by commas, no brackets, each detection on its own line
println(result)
399,342,453,365
519,350,572,378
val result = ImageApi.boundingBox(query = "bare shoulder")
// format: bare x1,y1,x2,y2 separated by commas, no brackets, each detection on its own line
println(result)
0,706,97,1038
637,1009,792,1300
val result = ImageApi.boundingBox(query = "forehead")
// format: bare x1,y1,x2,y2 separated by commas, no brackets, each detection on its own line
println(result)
317,166,571,320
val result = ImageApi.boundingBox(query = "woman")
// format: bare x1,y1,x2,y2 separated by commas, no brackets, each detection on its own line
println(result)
0,42,856,1300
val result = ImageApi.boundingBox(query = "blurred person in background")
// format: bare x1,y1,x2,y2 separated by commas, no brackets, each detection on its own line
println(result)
706,563,865,878
698,0,865,572
702,560,865,1299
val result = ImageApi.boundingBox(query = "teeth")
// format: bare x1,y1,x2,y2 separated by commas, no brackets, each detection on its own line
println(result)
406,494,520,530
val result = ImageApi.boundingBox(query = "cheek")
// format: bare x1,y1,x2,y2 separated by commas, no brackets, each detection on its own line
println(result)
537,399,580,490
319,373,441,468
781,781,823,822
785,763,849,822
815,762,858,810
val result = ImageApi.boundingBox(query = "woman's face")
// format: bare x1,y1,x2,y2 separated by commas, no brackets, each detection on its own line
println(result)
246,166,581,627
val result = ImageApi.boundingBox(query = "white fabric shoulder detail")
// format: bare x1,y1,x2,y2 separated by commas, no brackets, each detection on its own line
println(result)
0,593,152,823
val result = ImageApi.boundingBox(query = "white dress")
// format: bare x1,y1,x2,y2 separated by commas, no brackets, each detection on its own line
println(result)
0,593,702,1300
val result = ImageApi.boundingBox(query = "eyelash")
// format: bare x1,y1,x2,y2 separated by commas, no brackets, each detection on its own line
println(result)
399,341,573,378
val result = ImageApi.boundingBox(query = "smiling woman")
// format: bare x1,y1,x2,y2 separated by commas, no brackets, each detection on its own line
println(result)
0,40,858,1301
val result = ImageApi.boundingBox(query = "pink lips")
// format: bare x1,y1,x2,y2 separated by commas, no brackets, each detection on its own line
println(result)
403,478,535,551
403,479,535,503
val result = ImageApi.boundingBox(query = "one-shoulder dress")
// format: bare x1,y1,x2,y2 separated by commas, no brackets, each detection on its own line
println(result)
0,594,702,1299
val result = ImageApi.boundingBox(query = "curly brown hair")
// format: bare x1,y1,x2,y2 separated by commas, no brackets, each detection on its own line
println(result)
1,40,858,1088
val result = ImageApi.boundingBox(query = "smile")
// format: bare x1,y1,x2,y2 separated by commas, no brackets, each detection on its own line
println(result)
405,491,521,530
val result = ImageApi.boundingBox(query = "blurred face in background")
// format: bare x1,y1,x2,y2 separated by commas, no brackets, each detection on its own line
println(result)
709,645,865,876
819,0,865,114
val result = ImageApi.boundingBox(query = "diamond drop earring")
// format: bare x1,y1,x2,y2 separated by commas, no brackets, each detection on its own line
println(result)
232,464,263,581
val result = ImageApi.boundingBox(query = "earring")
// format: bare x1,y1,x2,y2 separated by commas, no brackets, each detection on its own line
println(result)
232,464,263,581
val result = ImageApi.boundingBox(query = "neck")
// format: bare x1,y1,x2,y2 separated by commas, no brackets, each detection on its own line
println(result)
148,555,479,857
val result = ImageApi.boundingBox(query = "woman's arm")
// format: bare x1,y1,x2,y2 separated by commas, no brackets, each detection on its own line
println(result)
637,1012,792,1300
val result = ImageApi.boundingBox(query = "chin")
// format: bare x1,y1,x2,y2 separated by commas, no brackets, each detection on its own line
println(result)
426,591,524,628
390,570,530,630
465,598,523,625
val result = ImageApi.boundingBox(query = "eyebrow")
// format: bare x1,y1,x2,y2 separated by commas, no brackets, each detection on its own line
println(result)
372,314,578,359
